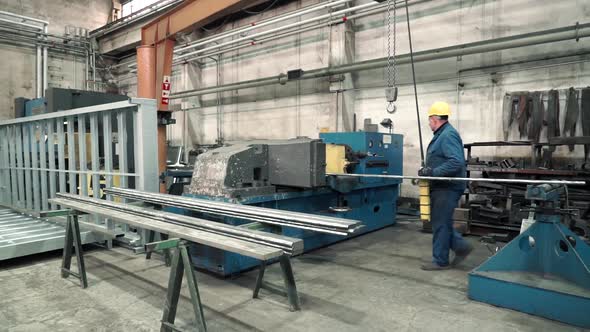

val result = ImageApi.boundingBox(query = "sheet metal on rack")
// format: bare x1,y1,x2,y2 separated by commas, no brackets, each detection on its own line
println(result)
0,207,100,261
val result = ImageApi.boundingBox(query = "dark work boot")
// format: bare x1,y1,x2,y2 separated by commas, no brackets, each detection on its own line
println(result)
451,243,474,267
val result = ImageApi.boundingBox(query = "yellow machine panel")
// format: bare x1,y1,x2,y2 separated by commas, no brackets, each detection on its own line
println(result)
325,144,348,174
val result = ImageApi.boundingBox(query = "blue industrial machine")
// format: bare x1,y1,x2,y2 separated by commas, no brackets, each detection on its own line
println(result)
174,132,404,276
468,184,590,328
24,98,46,117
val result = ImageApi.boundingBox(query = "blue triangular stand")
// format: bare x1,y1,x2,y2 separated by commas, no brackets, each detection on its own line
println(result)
468,215,590,328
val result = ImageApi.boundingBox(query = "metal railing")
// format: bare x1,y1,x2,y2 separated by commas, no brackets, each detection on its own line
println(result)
0,98,158,241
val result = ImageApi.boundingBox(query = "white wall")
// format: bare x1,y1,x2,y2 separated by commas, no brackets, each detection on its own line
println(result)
0,0,111,120
116,0,590,197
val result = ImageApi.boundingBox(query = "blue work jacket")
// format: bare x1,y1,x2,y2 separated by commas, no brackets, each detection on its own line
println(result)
425,122,466,192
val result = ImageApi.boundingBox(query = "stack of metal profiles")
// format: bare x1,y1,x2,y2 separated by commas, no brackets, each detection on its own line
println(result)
104,187,363,236
51,193,303,257
0,207,100,261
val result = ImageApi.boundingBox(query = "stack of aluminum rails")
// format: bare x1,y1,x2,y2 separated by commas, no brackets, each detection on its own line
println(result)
104,187,362,236
53,193,303,256
0,207,100,261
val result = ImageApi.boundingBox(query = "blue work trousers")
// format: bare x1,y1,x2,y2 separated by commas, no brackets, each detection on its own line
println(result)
430,189,470,266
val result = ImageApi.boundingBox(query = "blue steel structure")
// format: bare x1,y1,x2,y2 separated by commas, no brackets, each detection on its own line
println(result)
468,184,590,328
171,132,404,276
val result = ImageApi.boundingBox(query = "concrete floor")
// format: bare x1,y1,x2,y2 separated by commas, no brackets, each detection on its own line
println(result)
0,221,584,332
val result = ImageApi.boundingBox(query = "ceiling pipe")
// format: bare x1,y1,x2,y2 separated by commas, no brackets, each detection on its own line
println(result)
129,0,355,69
42,25,48,96
174,0,353,53
170,22,590,100
175,1,378,62
172,0,429,66
0,10,49,25
130,0,417,69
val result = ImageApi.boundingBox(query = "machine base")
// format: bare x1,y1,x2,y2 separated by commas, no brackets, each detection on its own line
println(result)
178,185,399,277
468,219,590,328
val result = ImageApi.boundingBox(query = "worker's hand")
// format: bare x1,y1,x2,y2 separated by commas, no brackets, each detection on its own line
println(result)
418,167,433,176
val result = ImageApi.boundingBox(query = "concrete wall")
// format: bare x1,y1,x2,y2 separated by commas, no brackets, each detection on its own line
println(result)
115,0,590,197
0,0,111,120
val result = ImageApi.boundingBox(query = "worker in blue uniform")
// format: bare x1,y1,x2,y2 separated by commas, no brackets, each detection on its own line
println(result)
419,102,473,270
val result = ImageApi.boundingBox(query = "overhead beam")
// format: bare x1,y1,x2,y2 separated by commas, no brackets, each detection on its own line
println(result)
141,0,258,46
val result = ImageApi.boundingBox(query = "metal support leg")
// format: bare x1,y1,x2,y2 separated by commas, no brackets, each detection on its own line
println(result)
252,261,266,299
147,231,172,267
60,215,88,288
146,230,156,260
180,244,206,331
161,248,183,332
279,255,300,311
157,240,206,332
162,233,171,267
252,256,300,311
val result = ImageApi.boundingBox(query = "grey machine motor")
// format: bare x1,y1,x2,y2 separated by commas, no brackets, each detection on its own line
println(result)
189,137,326,198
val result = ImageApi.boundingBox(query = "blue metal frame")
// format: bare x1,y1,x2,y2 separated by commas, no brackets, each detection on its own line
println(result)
168,132,405,276
468,214,590,328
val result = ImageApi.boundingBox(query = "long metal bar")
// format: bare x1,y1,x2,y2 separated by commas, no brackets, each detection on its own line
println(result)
116,112,129,192
15,126,25,208
57,118,67,196
0,127,9,204
89,114,101,225
103,111,114,236
49,197,285,261
106,188,359,229
78,115,88,197
0,167,137,177
105,188,360,234
22,124,33,210
0,100,134,126
47,120,56,209
89,114,101,199
56,193,302,254
326,173,587,186
67,117,77,194
30,123,41,211
38,122,48,210
171,22,590,99
116,111,129,232
8,126,17,206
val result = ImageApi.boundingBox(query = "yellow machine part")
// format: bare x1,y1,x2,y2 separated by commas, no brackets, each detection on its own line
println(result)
419,179,431,222
325,144,349,174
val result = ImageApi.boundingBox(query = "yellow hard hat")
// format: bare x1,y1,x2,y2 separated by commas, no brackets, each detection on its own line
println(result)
428,102,451,117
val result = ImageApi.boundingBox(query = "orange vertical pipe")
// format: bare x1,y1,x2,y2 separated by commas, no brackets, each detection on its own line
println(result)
137,46,156,98
155,39,175,110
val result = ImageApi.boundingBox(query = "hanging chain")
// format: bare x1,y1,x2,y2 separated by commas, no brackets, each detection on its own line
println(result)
386,0,398,114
